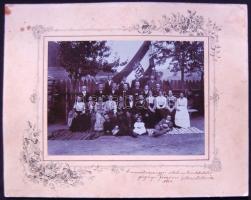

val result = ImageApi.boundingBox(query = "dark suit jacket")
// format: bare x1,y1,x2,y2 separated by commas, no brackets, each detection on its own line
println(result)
118,82,130,92
124,99,135,114
80,91,90,103
104,80,114,94
142,90,150,98
94,90,107,101
134,100,147,117
110,89,119,101
130,88,142,98
131,78,143,89
147,80,157,91
118,90,131,97
153,89,161,96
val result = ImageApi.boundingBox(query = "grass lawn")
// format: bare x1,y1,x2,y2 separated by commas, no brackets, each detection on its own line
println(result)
48,115,205,155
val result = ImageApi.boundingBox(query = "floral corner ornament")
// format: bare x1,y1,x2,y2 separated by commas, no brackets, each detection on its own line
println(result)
21,121,86,189
31,25,54,39
125,10,221,61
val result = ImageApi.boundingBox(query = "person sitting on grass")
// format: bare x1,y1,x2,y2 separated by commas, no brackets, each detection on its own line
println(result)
149,115,173,137
133,116,147,136
69,95,87,132
114,109,134,137
103,113,118,135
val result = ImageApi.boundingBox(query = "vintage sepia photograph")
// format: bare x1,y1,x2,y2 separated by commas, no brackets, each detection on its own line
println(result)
4,3,248,198
47,40,205,155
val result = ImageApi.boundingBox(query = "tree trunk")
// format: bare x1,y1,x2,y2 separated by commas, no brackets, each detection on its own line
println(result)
180,55,185,91
181,66,185,90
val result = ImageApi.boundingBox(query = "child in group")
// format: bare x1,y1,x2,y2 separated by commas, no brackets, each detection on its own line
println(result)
133,116,147,136
150,115,173,137
103,113,119,136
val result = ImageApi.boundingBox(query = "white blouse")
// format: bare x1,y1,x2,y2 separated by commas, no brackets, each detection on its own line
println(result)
176,97,188,110
147,96,155,104
73,102,85,112
133,122,146,135
156,96,167,109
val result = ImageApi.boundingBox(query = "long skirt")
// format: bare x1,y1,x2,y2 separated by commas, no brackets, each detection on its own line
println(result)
94,112,105,131
175,108,190,128
167,109,176,125
146,110,157,128
70,112,89,132
156,108,167,123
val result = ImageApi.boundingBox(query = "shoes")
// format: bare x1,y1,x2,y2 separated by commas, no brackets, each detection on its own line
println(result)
147,129,154,136
112,126,119,136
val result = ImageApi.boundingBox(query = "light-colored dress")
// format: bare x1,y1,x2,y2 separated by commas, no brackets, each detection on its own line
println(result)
175,97,190,128
94,102,106,131
104,100,117,114
133,122,147,135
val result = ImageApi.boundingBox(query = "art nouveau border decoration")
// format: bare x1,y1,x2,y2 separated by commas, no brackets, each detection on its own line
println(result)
4,3,248,197
21,9,220,188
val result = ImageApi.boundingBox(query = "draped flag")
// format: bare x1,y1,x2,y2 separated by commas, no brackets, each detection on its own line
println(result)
126,44,151,85
134,62,145,79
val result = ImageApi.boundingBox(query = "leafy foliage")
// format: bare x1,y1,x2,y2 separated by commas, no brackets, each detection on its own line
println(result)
151,41,204,81
58,41,111,78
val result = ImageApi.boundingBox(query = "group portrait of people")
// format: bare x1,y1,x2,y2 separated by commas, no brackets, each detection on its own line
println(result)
68,74,191,139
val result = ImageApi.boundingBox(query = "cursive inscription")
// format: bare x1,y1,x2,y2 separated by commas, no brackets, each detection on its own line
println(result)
126,169,214,184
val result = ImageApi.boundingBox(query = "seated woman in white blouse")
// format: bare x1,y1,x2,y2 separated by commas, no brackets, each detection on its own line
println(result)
70,95,88,132
155,91,167,123
175,92,191,128
145,90,157,128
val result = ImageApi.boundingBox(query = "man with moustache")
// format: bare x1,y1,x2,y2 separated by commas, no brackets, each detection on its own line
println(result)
147,74,156,91
104,76,114,94
130,81,141,100
80,85,90,103
124,94,135,128
94,83,106,101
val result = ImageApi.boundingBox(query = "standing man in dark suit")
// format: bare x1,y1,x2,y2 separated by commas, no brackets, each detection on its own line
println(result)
110,82,119,102
142,84,150,98
134,94,149,125
119,83,130,97
130,80,141,100
94,83,106,101
131,76,143,89
104,76,113,94
118,77,130,92
80,85,90,103
153,83,162,96
147,74,156,91
124,94,135,128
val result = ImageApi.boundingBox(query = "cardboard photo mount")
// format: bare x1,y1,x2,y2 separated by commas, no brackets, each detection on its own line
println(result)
3,3,248,197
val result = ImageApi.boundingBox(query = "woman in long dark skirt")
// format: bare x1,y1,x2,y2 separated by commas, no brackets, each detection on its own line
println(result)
86,96,96,131
145,90,157,128
70,95,88,132
155,91,167,123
